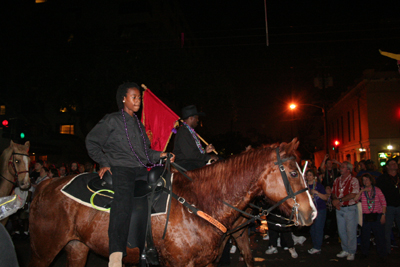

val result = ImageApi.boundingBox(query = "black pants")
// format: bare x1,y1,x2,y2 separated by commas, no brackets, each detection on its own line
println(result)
324,208,337,238
269,227,294,248
108,166,148,255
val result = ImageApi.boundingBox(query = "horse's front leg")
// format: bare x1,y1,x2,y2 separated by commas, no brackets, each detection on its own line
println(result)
64,240,90,267
231,208,255,267
233,227,254,267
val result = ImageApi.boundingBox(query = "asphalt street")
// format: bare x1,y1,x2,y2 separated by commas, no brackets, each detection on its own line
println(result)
12,227,400,267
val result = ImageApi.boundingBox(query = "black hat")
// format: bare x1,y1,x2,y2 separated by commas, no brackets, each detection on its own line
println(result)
181,105,205,120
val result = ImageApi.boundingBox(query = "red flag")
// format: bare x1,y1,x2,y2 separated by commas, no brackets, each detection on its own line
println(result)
141,88,179,151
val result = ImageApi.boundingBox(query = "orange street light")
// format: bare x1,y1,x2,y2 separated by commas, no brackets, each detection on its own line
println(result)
289,104,296,110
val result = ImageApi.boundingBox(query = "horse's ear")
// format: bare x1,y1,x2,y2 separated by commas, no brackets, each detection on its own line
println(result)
291,137,299,151
10,140,15,146
25,141,30,152
284,138,299,155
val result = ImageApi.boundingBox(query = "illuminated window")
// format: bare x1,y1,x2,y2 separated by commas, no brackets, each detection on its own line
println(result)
60,105,76,113
60,125,74,135
0,105,5,115
36,0,47,3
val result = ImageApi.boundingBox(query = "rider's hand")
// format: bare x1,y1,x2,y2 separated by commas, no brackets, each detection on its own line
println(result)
206,144,215,154
210,154,219,162
160,152,175,163
169,153,175,163
98,167,112,179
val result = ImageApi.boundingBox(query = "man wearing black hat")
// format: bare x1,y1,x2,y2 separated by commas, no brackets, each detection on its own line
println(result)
173,105,218,171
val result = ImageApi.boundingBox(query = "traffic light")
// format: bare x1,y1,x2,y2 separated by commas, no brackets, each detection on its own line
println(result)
333,140,340,153
16,121,27,140
334,140,340,146
2,119,11,138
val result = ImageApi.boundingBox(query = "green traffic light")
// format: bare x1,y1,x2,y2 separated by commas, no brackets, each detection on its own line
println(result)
20,132,25,139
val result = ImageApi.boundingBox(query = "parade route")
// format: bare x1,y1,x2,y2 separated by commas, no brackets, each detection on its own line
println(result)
13,228,399,267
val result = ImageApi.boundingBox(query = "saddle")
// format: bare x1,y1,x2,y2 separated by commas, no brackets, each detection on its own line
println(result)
87,167,165,200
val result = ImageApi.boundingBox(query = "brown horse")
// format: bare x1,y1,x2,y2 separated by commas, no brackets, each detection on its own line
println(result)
0,141,31,225
29,138,316,267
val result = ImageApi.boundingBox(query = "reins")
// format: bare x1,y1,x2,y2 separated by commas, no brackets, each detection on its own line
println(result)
161,146,308,237
223,147,308,235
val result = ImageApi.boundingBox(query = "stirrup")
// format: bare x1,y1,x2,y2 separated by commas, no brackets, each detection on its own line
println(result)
145,248,160,265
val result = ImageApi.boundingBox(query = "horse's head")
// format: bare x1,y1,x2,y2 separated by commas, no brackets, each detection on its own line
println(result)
260,138,317,226
6,141,31,190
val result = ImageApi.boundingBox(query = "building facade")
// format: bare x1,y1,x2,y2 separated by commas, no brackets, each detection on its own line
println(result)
326,70,400,168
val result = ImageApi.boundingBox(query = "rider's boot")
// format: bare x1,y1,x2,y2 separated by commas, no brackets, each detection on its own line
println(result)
108,252,123,267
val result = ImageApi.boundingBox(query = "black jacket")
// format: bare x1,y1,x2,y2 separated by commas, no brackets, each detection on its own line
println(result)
322,168,339,188
173,125,210,171
376,172,400,207
86,111,161,168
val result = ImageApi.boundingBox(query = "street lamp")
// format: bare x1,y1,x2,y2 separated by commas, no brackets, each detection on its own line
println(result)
289,102,328,154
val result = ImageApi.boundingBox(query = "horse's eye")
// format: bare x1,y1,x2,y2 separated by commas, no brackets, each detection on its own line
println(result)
15,160,20,163
290,171,298,178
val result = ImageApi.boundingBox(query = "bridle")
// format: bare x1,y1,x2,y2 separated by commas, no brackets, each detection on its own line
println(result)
0,152,30,187
161,147,309,237
223,147,309,235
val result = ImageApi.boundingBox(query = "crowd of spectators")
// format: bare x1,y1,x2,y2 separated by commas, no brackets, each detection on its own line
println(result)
259,155,400,262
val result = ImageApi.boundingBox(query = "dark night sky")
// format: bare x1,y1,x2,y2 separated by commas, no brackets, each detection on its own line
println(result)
177,1,400,142
1,0,400,155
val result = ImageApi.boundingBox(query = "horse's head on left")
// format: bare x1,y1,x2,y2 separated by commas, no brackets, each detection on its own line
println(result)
259,138,317,226
2,141,31,190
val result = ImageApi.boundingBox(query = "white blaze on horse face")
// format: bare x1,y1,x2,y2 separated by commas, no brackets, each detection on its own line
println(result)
302,176,317,222
296,162,317,222
305,187,317,221
19,155,30,189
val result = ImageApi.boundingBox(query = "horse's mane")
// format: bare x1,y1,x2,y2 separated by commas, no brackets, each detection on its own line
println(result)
173,140,298,228
172,142,298,223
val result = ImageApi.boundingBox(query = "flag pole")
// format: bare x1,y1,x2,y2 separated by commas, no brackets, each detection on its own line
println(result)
162,121,180,152
196,133,218,155
141,84,147,127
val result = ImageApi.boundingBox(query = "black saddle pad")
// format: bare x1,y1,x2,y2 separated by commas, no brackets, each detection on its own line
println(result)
61,172,172,215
